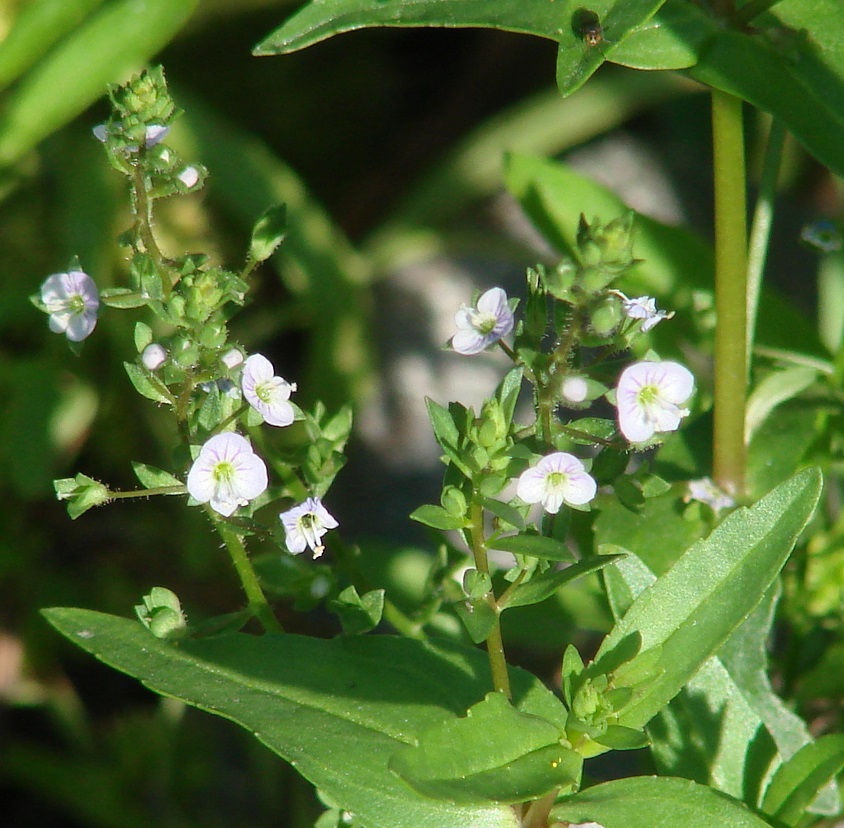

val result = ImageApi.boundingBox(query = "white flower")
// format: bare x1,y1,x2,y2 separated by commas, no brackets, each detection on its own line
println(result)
141,343,167,371
616,360,694,443
452,287,514,355
40,270,100,342
516,452,597,514
613,291,674,332
186,432,268,517
241,354,297,427
684,477,735,512
280,497,338,558
561,375,589,404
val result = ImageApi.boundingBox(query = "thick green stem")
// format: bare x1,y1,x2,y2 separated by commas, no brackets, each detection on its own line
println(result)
746,118,785,368
711,89,748,499
216,520,283,633
469,500,512,699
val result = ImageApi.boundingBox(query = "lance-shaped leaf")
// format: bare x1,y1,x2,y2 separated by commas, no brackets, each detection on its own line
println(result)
594,468,821,731
390,691,581,804
550,776,775,828
761,735,844,826
43,609,571,828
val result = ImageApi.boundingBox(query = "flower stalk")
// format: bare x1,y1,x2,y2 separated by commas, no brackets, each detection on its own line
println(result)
711,89,749,498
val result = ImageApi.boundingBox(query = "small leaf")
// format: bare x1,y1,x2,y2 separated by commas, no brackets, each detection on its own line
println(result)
410,504,467,531
502,554,624,609
330,586,384,636
100,287,147,309
248,203,287,263
131,462,183,490
454,599,498,644
390,691,580,804
479,496,525,531
491,533,575,562
593,724,649,751
123,362,173,405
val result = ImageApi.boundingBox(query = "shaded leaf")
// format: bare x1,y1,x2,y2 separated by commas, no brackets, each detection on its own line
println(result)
44,608,570,828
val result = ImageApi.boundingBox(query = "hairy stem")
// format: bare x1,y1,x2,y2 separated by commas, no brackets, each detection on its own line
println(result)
469,499,512,699
216,519,283,633
711,89,748,498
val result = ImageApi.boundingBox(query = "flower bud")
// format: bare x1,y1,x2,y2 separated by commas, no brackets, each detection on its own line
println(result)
141,343,167,371
589,295,623,336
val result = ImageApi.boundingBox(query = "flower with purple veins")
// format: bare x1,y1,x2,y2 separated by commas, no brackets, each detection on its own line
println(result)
186,433,268,517
517,452,597,514
280,497,339,558
241,354,297,427
451,287,514,355
616,360,694,443
613,291,674,332
39,270,100,342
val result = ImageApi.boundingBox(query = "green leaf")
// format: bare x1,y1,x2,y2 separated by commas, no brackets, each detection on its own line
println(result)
761,735,844,826
255,0,579,55
123,363,173,405
490,534,575,562
410,504,467,531
593,724,650,751
608,0,710,70
330,586,385,636
0,0,197,166
607,553,838,814
684,0,844,178
595,468,822,731
550,776,775,828
390,691,580,804
0,0,108,91
745,367,818,441
555,0,670,96
503,554,624,610
248,203,287,264
454,599,498,644
479,496,525,532
43,608,569,828
99,287,147,309
131,462,182,490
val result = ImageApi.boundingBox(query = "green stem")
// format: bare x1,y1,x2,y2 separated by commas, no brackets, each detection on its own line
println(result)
469,499,512,699
711,89,749,499
746,118,785,369
216,519,283,633
108,485,186,499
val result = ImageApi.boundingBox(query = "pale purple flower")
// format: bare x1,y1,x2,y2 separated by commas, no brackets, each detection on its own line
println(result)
186,432,268,517
40,270,100,341
241,354,296,427
280,497,338,558
452,287,514,355
141,343,167,371
613,291,674,332
616,361,694,443
517,452,597,514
